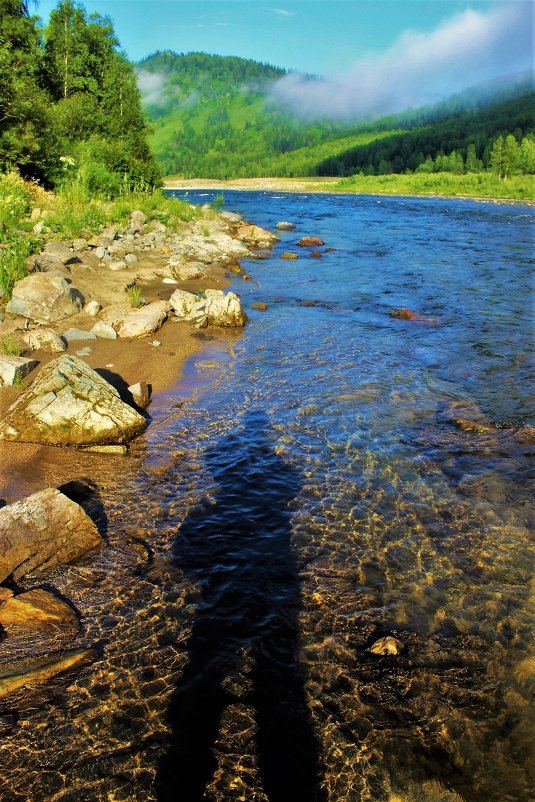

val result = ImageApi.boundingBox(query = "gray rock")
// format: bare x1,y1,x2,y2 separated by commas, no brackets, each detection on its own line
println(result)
0,356,38,386
83,300,101,316
0,488,102,582
94,246,107,260
220,211,243,224
128,381,151,409
237,224,279,247
23,328,66,353
6,274,84,323
0,354,146,445
91,321,117,339
62,327,97,342
75,347,92,356
124,253,138,265
43,242,77,265
72,238,88,252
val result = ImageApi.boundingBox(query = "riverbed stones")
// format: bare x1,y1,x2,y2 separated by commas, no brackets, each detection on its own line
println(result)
116,300,170,338
369,636,404,656
43,241,78,265
0,488,102,582
83,300,101,316
62,327,97,342
296,236,325,247
281,252,299,260
0,354,146,445
170,288,246,328
6,274,84,323
91,321,117,339
0,356,38,386
168,258,205,281
128,380,151,409
23,328,66,353
276,221,295,231
237,223,279,247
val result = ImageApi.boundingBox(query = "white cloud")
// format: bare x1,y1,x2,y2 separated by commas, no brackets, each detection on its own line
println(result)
262,7,297,18
271,3,533,120
136,70,165,105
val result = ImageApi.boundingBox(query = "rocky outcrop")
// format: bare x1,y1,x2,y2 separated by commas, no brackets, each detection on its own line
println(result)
0,356,38,386
6,274,84,323
170,289,246,328
168,258,205,281
0,488,102,582
0,355,146,445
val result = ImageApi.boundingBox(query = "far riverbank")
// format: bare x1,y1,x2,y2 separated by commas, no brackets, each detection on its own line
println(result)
165,174,535,204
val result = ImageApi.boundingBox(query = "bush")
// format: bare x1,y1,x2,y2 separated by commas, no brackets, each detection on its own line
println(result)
0,171,36,231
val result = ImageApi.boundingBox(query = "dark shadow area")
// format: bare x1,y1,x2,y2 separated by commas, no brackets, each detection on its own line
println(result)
58,478,109,541
155,410,326,802
95,368,151,418
0,499,6,509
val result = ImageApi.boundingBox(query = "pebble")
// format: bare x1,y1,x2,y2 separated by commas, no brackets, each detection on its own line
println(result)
151,340,161,347
369,636,404,656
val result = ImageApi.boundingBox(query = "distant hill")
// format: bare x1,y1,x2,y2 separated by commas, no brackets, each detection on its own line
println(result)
137,51,399,178
137,52,534,179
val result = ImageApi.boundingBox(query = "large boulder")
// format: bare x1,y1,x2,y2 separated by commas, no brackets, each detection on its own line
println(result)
169,288,246,328
116,300,170,339
0,354,146,445
6,274,84,323
0,488,102,582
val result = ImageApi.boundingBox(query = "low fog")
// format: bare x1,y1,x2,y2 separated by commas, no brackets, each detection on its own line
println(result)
270,3,533,121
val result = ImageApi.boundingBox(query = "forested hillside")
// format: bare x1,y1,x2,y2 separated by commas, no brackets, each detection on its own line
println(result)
0,0,160,193
317,90,535,176
138,51,398,178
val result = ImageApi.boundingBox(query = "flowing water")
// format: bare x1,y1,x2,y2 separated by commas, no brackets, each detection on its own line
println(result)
1,192,534,802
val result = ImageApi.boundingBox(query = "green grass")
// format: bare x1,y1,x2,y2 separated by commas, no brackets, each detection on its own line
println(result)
0,333,21,356
126,284,145,308
333,172,535,200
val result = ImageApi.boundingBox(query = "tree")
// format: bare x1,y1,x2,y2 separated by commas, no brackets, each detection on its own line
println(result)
490,136,506,180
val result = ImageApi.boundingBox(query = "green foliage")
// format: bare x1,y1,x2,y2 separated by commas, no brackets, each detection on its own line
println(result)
334,171,535,201
0,170,41,298
0,333,21,356
317,91,535,177
212,192,224,211
0,0,160,192
126,283,144,308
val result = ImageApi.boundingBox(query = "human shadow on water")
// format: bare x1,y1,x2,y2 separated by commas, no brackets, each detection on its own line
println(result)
155,410,326,802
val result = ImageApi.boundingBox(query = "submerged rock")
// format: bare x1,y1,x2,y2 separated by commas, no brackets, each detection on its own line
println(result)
0,354,146,445
0,488,102,582
369,636,404,656
6,274,84,324
281,252,299,260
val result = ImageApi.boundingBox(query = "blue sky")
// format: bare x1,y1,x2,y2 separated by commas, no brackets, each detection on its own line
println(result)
35,0,533,76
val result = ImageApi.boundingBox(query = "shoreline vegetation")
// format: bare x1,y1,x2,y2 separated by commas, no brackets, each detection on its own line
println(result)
165,173,535,204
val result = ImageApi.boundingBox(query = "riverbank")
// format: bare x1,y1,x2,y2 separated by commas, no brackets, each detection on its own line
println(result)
165,173,535,203
0,181,271,503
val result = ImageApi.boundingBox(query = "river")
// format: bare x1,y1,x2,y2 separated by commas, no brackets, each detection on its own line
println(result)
1,192,534,802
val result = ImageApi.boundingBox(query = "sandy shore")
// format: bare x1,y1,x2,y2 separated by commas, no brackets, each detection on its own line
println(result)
0,226,247,503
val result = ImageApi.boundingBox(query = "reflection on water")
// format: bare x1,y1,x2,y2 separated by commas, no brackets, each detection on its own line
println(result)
0,193,533,802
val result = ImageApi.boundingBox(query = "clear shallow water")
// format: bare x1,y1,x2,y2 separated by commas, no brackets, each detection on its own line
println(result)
1,193,534,802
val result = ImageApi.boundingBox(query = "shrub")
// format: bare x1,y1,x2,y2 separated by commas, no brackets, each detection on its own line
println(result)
0,333,21,356
126,283,144,308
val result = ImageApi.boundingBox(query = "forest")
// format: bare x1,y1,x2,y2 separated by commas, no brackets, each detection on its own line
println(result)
0,0,160,194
